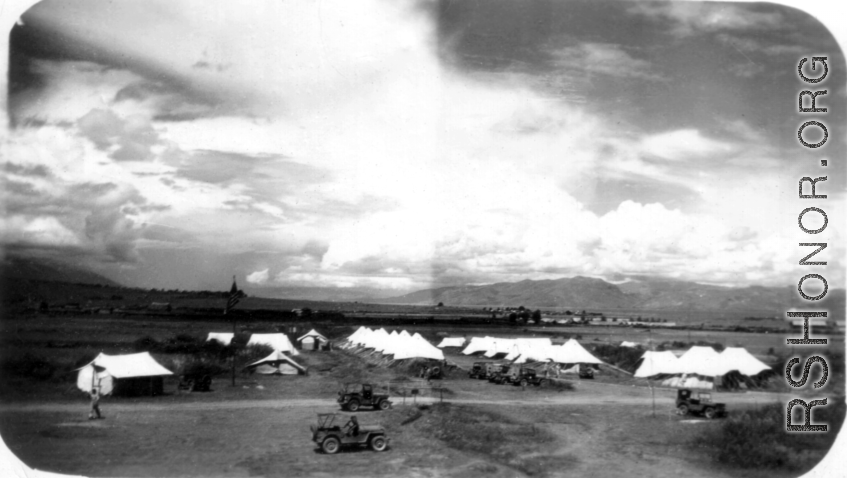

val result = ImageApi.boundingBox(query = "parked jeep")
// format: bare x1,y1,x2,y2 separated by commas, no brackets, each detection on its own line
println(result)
578,366,595,379
676,389,727,419
488,364,514,384
311,414,389,454
511,367,546,387
338,383,392,411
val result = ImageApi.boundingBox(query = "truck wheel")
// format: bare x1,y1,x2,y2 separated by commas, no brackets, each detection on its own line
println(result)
347,400,360,412
520,379,528,387
677,405,689,416
369,435,387,452
322,437,340,454
704,408,716,419
378,400,390,411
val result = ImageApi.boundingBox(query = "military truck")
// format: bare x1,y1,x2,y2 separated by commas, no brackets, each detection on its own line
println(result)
310,414,389,454
675,389,727,419
511,367,546,387
468,362,488,379
337,383,392,411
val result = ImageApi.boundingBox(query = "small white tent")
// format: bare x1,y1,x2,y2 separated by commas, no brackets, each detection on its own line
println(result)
297,329,328,350
247,333,299,356
246,351,307,375
206,332,234,346
77,352,173,396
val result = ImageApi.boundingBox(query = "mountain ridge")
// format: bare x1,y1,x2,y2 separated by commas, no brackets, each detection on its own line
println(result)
371,275,845,313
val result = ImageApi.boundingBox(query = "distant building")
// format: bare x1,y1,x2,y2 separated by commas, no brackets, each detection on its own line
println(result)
790,318,830,333
148,302,172,312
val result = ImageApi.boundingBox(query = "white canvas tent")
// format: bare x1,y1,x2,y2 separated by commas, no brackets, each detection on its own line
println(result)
437,337,466,348
1,434,87,478
246,351,307,375
76,352,173,396
297,329,328,350
634,350,680,378
206,332,234,346
343,327,444,361
645,346,772,389
247,333,299,356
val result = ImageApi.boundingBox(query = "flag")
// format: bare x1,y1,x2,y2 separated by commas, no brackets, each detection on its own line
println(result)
225,276,241,314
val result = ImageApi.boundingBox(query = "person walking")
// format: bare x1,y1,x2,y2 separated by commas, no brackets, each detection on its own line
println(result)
89,387,103,420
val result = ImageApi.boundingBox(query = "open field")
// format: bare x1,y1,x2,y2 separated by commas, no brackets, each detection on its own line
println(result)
0,312,844,477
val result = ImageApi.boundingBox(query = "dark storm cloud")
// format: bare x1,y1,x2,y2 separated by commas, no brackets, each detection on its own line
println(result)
4,162,51,177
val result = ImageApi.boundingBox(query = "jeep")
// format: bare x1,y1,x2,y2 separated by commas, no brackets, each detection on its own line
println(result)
311,413,389,454
676,389,727,419
337,383,392,412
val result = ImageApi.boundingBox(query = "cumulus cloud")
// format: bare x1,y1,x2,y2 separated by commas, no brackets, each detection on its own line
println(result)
6,0,842,290
246,268,269,284
551,43,662,80
78,108,160,161
628,3,787,37
639,129,737,161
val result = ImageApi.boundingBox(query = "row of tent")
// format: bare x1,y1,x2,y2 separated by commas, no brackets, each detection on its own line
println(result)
343,327,444,361
634,346,773,389
460,336,604,365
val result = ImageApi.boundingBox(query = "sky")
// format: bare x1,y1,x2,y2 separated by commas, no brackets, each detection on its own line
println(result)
2,0,845,295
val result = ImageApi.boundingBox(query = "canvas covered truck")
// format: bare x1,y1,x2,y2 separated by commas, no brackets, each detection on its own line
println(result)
311,414,390,454
337,383,392,411
510,367,547,387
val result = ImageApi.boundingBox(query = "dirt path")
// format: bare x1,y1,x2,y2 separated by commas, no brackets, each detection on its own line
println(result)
0,389,791,413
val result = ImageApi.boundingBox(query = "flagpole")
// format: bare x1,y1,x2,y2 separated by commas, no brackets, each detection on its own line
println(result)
225,275,239,387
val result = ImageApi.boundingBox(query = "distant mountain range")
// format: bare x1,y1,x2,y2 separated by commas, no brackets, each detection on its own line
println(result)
1,255,120,287
374,276,845,313
3,254,842,314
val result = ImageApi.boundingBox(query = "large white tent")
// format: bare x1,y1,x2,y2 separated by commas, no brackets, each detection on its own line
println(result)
246,351,307,375
637,346,773,389
247,333,299,356
77,352,173,396
206,332,234,346
634,351,680,378
1,434,87,478
344,327,444,361
437,337,466,348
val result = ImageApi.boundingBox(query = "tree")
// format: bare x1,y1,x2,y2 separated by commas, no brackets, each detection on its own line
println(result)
436,302,444,307
518,305,526,311
508,312,518,324
531,309,542,324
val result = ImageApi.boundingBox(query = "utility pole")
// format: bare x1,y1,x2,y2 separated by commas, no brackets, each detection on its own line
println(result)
225,276,241,387
649,327,656,418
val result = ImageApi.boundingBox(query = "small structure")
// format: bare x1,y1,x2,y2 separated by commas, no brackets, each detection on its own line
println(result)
297,329,329,351
246,351,306,375
148,302,172,312
76,352,173,396
206,332,234,346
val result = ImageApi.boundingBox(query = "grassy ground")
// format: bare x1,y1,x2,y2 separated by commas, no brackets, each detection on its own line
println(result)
0,313,843,477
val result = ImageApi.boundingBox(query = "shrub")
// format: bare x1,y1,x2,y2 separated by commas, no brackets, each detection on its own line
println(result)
133,336,160,352
697,400,845,473
2,353,56,380
591,344,644,373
